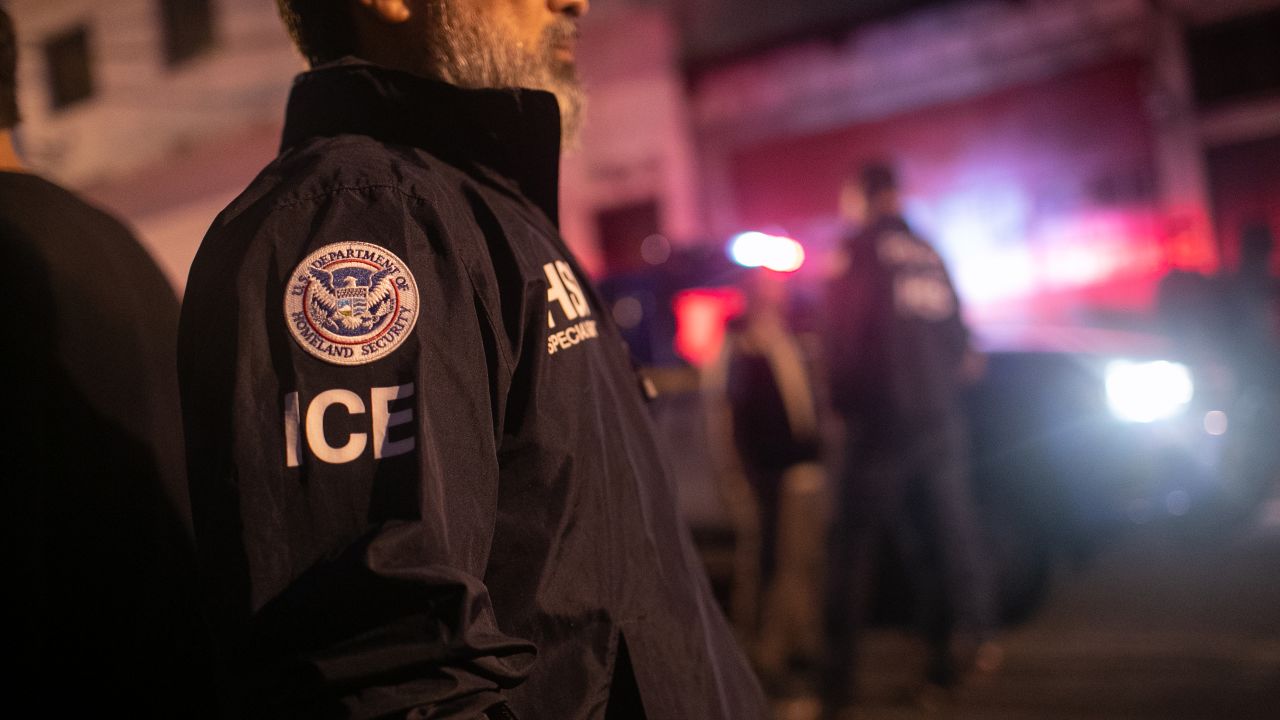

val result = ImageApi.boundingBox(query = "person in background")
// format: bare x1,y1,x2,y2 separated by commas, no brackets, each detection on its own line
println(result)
1222,221,1280,391
177,1,765,718
0,8,213,716
1158,220,1280,518
821,161,998,714
1220,221,1280,516
705,268,827,697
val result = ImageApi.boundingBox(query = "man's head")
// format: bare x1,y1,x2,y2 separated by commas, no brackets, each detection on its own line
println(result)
276,0,588,142
1,8,20,130
839,161,900,225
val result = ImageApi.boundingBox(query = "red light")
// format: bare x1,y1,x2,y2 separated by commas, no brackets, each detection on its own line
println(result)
672,288,744,367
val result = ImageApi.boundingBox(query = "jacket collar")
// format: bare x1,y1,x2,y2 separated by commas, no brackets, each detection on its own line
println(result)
280,58,563,225
846,214,911,247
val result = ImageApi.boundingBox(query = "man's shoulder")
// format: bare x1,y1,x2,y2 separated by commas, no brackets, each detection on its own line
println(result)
0,172,163,274
189,133,503,304
276,134,468,206
212,135,471,230
0,173,178,342
868,219,944,266
0,172,132,237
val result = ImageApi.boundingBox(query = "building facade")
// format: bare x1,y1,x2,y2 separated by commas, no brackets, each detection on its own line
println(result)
675,0,1280,324
7,0,1279,319
6,0,299,287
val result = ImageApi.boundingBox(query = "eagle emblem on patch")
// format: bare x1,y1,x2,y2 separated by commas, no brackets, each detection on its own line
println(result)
284,241,419,365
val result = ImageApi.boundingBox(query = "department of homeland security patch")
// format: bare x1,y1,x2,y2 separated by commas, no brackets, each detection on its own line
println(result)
284,241,419,365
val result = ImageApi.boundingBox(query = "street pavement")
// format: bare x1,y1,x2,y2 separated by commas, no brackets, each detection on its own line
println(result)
777,504,1280,720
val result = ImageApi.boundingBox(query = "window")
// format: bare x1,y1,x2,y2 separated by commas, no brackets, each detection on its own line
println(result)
1187,8,1280,110
44,25,94,110
159,0,216,67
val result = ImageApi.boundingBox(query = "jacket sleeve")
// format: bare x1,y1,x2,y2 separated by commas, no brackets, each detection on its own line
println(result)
179,184,536,719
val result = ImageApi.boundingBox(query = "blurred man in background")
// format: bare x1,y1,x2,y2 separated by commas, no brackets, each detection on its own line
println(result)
1223,222,1280,393
705,268,827,696
821,162,997,713
1220,221,1280,514
0,8,212,716
1157,220,1280,517
178,1,764,718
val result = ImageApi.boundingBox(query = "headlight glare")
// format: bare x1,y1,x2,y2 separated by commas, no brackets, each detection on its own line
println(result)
1105,360,1193,423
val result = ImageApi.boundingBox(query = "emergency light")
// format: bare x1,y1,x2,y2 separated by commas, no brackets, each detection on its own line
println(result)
727,231,805,273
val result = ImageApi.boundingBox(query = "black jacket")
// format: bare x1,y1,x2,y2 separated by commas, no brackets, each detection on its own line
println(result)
721,319,821,472
179,60,763,720
824,216,970,442
2,173,214,715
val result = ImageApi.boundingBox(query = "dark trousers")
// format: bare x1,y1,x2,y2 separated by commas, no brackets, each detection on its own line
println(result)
822,417,994,701
746,465,784,591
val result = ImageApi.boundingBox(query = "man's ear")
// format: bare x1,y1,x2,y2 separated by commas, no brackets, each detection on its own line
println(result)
356,0,413,23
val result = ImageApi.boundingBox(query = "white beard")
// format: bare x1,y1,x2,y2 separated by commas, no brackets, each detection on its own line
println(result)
429,1,585,147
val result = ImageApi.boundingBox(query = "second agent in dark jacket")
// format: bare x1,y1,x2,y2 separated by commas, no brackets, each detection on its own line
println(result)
821,162,997,712
705,269,826,692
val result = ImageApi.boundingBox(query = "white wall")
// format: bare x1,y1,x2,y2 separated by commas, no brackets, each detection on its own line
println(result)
7,0,300,186
5,0,302,290
561,1,703,275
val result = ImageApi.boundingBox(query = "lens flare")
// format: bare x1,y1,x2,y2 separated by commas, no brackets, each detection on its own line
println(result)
1203,410,1228,436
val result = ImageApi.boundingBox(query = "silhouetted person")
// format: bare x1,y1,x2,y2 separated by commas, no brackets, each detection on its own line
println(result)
1221,221,1280,512
821,162,997,713
0,9,214,716
1224,222,1280,388
1155,268,1219,362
